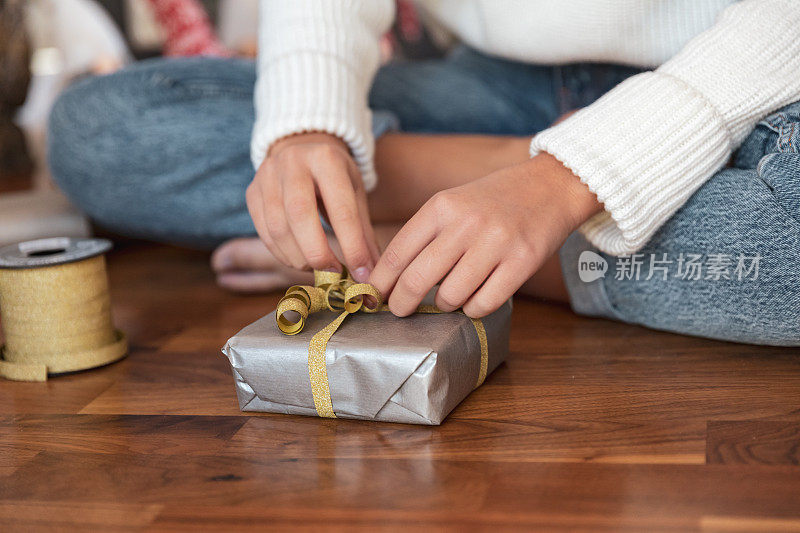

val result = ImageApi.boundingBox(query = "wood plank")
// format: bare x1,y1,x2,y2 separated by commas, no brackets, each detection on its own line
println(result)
225,416,706,464
0,415,247,456
706,421,800,465
701,516,800,532
150,506,698,532
2,453,800,528
0,500,161,532
0,372,117,415
79,381,242,416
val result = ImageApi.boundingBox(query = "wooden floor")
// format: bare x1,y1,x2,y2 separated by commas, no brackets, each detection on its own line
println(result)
1,243,799,532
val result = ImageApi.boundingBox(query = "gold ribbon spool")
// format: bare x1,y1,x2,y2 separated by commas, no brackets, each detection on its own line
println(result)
276,270,489,419
0,237,128,382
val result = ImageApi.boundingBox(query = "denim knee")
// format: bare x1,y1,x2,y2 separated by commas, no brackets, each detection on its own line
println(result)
48,75,120,210
735,100,800,224
735,100,800,167
48,57,256,205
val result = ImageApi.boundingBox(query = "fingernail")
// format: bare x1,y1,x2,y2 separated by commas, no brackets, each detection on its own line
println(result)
352,267,370,283
323,266,340,273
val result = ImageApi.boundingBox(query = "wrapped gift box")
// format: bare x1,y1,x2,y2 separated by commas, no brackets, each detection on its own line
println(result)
222,299,511,425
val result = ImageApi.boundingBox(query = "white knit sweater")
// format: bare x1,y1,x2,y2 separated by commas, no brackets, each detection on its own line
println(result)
253,0,800,255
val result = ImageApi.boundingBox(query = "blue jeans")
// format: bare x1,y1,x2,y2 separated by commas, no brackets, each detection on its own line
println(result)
48,49,800,345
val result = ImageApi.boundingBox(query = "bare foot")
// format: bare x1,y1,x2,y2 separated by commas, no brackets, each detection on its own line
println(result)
211,237,312,293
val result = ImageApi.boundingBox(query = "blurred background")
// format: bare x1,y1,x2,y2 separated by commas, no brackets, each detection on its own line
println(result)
0,0,448,247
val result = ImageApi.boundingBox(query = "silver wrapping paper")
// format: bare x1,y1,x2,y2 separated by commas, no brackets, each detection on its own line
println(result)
222,299,511,425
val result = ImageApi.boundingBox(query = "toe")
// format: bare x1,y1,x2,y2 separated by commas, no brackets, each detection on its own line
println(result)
217,271,302,293
212,237,314,292
212,237,277,273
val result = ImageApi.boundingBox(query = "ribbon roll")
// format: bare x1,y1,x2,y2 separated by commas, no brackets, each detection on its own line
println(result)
275,269,489,419
0,237,127,382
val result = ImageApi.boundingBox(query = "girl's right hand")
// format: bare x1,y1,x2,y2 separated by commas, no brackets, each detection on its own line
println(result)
246,132,380,282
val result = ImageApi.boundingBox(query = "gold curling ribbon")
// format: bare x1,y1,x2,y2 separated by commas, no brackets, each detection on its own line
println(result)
276,270,489,418
0,255,127,382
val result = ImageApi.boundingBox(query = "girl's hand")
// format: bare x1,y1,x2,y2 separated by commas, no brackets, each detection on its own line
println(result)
368,152,602,317
247,133,380,282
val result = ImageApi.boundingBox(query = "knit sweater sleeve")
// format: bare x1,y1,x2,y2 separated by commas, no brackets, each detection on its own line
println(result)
251,0,395,189
531,0,800,256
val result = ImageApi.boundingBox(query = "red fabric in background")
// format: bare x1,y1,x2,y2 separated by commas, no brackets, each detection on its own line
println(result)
144,0,424,59
145,0,230,57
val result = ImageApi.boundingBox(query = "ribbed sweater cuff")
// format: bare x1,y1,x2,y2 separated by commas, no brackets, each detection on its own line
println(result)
250,53,377,190
531,71,732,255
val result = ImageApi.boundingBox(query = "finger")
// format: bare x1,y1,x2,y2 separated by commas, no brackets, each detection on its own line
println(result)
388,231,467,316
315,163,375,282
246,182,291,267
356,187,381,265
368,208,438,300
434,246,502,312
283,170,342,271
462,257,535,318
261,171,308,270
345,156,381,265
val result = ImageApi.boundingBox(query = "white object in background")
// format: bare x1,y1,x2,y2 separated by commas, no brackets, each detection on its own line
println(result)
218,0,258,53
0,190,91,248
23,0,130,79
18,0,131,190
15,49,65,190
125,0,165,51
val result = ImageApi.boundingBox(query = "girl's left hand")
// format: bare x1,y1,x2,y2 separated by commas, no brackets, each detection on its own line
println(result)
367,152,602,318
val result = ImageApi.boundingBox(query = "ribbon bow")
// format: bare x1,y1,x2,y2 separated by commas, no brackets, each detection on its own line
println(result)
276,270,489,419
